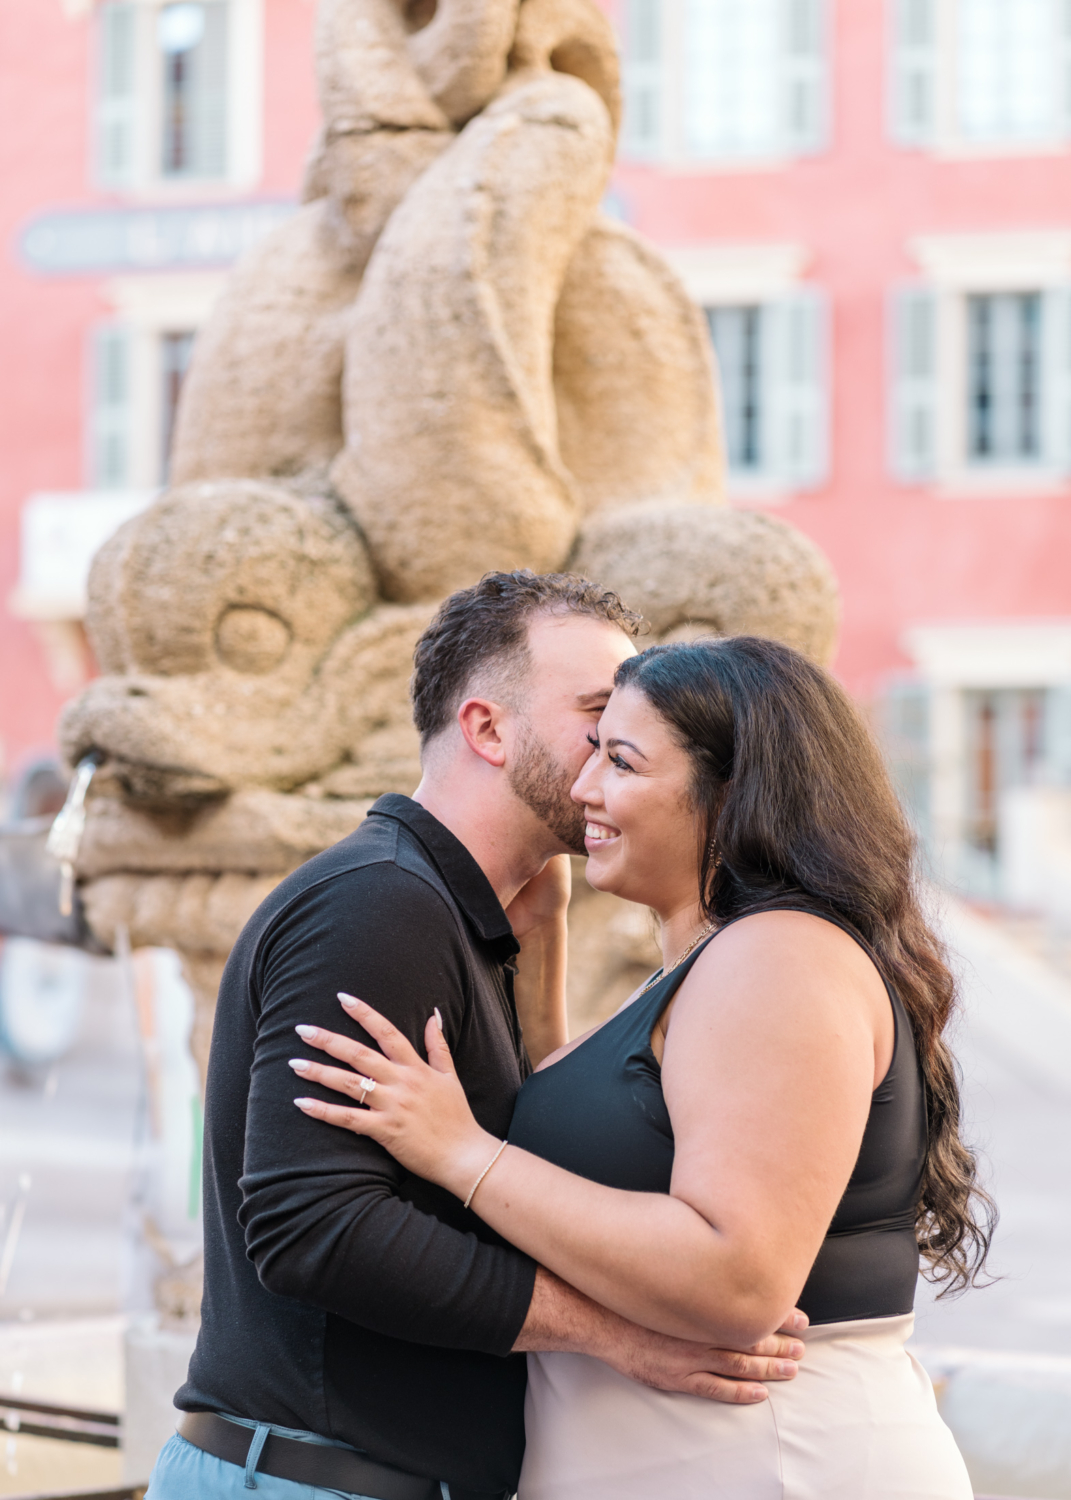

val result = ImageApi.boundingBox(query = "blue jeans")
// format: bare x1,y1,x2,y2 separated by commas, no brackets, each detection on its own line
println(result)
146,1416,453,1499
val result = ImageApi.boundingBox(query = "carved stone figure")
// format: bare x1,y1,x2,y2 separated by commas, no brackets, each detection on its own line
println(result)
54,0,840,1097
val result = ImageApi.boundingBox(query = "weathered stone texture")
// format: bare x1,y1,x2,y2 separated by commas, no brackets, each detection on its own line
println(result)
333,72,615,600
554,219,725,515
573,502,841,664
60,0,840,1096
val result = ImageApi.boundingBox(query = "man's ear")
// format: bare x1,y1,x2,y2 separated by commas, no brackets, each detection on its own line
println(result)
457,696,509,768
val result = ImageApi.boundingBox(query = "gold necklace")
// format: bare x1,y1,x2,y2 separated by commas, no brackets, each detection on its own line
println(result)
639,922,716,997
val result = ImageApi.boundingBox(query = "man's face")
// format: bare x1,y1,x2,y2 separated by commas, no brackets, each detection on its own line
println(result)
506,613,638,853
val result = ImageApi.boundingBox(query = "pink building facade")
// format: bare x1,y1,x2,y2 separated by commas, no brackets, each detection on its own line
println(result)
4,0,1071,897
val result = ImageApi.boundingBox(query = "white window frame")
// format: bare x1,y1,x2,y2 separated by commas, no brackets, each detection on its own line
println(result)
94,0,263,197
88,272,225,490
888,0,1071,156
661,242,830,499
622,0,831,168
889,231,1071,494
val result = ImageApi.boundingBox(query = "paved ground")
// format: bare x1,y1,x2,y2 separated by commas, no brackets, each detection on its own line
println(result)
0,1317,125,1495
0,952,139,1322
912,896,1071,1357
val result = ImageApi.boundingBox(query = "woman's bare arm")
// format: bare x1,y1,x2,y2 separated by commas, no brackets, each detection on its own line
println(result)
294,911,890,1347
505,855,570,1066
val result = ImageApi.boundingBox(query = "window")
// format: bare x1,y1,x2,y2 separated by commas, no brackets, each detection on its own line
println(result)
686,1,782,158
964,688,1047,854
95,0,261,192
957,0,1057,143
890,274,1071,485
89,323,199,489
159,3,228,179
624,0,828,162
704,292,829,490
899,624,1071,898
966,293,1041,462
889,0,1071,150
894,231,1071,484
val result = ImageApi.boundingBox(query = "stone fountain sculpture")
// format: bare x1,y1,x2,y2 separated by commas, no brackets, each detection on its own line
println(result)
56,0,839,1099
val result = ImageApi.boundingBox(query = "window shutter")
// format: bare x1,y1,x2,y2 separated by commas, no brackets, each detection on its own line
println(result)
1044,685,1071,785
890,286,938,480
192,2,229,178
781,0,828,152
1042,286,1071,473
1062,0,1071,139
91,326,131,489
623,0,665,157
882,678,932,838
97,3,137,187
763,288,830,489
889,0,937,145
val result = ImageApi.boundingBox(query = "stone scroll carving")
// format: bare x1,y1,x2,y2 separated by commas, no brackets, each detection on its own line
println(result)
58,0,840,1088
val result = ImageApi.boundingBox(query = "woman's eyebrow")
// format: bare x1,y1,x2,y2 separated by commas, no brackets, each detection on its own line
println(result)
606,738,648,759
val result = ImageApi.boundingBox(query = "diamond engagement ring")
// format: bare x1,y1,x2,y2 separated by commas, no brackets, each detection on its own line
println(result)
357,1077,377,1106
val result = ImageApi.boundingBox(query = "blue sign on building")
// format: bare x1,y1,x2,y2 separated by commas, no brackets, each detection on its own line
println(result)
20,200,296,274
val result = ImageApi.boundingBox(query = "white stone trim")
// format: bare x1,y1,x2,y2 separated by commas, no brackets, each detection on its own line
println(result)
104,271,226,328
660,242,811,305
8,490,157,621
902,620,1071,687
228,0,264,190
910,230,1071,291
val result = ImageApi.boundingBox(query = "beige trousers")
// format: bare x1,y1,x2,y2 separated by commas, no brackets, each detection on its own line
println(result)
519,1314,973,1500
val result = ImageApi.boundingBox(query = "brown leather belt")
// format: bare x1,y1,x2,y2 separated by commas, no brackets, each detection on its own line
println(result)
178,1411,510,1500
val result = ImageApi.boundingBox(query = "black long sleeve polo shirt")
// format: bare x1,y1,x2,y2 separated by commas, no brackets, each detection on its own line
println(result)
177,795,538,1494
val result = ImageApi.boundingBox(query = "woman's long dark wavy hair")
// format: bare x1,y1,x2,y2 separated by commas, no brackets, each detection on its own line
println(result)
615,635,995,1295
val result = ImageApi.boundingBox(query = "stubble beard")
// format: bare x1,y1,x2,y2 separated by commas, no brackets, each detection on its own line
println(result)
508,728,587,854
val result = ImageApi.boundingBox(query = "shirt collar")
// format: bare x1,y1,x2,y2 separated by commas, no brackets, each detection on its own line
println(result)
368,794,520,961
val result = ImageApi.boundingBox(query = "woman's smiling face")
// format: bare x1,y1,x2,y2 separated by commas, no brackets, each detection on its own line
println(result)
570,684,704,918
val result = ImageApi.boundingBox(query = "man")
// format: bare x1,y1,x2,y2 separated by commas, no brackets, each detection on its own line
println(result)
148,571,805,1500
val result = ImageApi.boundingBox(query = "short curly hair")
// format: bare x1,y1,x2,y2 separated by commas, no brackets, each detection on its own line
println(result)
411,570,644,745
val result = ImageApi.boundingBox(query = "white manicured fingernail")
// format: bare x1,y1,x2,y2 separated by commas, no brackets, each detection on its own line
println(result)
338,992,360,1007
294,1098,316,1109
295,1025,316,1039
434,1008,443,1031
288,1059,310,1072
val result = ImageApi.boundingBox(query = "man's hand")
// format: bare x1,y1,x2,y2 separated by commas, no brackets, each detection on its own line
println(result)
515,1268,805,1405
591,1316,805,1405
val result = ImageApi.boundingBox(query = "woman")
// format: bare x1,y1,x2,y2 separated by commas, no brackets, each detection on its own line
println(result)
291,636,991,1498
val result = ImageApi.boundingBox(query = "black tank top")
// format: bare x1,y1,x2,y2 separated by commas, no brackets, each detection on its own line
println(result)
508,906,927,1324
